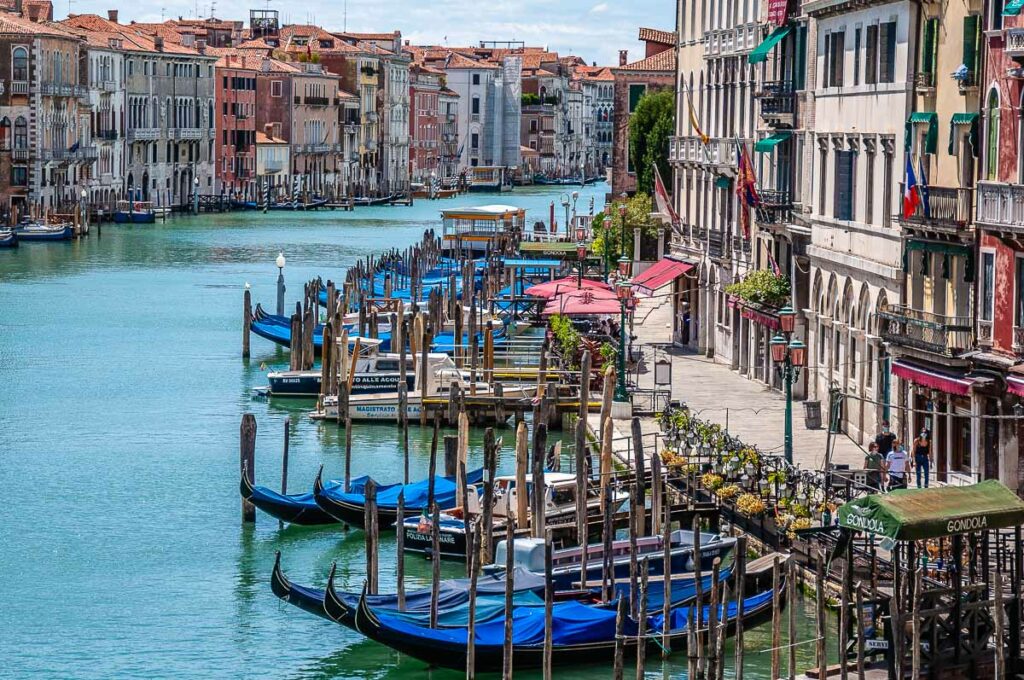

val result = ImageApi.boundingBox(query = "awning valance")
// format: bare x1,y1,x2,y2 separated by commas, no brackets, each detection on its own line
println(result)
740,305,781,330
905,111,938,154
1005,0,1024,16
632,258,695,296
1008,375,1024,398
748,25,791,64
755,131,792,153
891,360,975,396
838,480,1024,540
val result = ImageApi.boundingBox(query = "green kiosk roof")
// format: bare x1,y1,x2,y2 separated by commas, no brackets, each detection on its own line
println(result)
838,480,1024,541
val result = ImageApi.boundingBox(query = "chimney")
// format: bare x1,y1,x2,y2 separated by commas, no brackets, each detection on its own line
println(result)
13,0,21,16
261,58,271,72
107,9,117,22
154,35,164,51
618,50,627,67
264,123,273,139
196,38,206,54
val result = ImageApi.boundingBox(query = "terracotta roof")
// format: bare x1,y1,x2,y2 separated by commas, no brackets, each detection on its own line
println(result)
337,89,357,99
638,27,677,46
574,65,615,82
235,36,276,52
335,30,399,41
1,13,77,38
63,15,210,55
256,131,287,144
614,48,675,73
439,86,460,97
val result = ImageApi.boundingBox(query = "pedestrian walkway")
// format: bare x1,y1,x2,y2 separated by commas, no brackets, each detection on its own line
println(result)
621,292,865,472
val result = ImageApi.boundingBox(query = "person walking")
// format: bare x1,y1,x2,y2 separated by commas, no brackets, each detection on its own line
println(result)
885,441,910,491
913,429,931,488
864,442,884,491
875,420,897,457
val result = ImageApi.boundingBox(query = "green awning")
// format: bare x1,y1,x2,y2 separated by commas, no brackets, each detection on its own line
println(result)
1004,0,1024,16
713,176,732,189
905,111,938,154
755,131,792,153
949,112,980,157
838,480,1024,541
748,25,791,64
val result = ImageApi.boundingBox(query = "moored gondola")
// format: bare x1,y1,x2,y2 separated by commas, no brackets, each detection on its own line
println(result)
240,463,340,526
270,551,333,620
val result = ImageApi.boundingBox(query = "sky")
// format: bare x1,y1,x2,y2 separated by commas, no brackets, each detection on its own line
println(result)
66,0,675,67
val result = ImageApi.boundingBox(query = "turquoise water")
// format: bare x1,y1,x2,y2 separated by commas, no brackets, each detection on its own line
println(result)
0,183,833,678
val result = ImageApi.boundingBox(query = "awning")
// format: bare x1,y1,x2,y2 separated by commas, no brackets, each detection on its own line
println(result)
748,25,791,64
755,131,792,153
948,112,980,156
524,276,612,300
632,258,695,296
542,288,622,317
1007,375,1024,398
891,360,975,396
838,480,1024,541
1005,0,1024,16
740,305,781,330
905,111,938,154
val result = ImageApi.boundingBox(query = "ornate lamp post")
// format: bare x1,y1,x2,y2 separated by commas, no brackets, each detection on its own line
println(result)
770,305,806,465
575,225,587,289
618,195,628,261
276,252,287,316
560,193,570,236
615,255,632,402
193,176,200,214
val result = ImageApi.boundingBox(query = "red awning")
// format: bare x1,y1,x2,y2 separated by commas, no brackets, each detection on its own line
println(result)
632,258,695,296
542,288,622,316
740,305,781,330
524,276,612,300
891,360,975,396
1007,375,1024,398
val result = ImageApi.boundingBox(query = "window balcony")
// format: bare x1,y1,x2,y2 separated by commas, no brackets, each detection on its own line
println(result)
898,183,973,232
976,181,1024,234
175,128,203,140
304,96,330,106
96,130,118,141
755,188,794,226
11,148,29,161
755,81,795,123
127,128,160,141
913,71,936,94
669,136,746,170
10,80,28,95
1006,27,1024,59
877,304,973,357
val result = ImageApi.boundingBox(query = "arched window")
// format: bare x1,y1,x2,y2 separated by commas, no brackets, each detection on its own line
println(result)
12,46,27,81
987,88,999,181
14,116,27,149
0,117,10,150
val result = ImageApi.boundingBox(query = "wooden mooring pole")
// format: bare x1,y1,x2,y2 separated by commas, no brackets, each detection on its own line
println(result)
364,479,378,594
242,288,251,358
240,414,256,523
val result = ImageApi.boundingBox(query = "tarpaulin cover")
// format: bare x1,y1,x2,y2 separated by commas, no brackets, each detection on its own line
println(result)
631,258,694,296
838,480,1024,541
389,591,546,628
523,276,612,299
321,468,486,510
649,586,774,633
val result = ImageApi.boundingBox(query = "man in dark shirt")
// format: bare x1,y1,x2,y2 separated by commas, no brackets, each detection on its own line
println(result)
875,420,897,456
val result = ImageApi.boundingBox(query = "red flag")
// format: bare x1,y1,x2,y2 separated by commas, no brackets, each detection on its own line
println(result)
735,141,759,239
902,156,921,220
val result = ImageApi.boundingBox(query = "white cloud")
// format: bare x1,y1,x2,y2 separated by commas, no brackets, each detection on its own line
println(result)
590,2,609,12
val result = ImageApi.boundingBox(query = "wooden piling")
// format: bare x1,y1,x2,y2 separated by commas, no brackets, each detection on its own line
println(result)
429,501,441,628
574,417,588,585
443,435,458,478
396,490,405,611
484,320,494,385
419,315,429,426
600,417,613,507
531,423,547,539
242,288,251,358
454,302,464,367
502,520,515,680
770,555,781,680
662,496,672,658
457,411,469,497
855,584,866,680
636,559,648,680
579,350,591,421
911,563,921,679
399,383,409,484
816,552,827,680
708,558,722,680
687,603,698,679
364,479,378,594
240,414,256,523
466,519,479,680
628,484,639,617
840,557,850,680
602,483,614,602
543,529,554,680
629,418,646,538
718,580,729,680
515,422,529,528
612,596,627,680
341,385,352,490
995,568,1005,679
481,428,497,566
427,418,439,509
787,555,796,680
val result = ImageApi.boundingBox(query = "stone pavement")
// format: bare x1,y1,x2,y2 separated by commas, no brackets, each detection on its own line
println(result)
618,292,866,472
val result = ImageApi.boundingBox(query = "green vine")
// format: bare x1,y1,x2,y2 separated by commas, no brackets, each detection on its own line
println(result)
725,269,790,308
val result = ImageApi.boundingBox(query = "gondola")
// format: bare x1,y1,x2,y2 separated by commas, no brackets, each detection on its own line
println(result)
239,463,340,526
0,228,17,248
312,466,486,528
351,194,395,207
352,575,782,671
231,199,259,210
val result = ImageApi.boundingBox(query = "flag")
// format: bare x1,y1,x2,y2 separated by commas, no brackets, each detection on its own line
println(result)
306,42,312,59
652,162,682,234
735,141,759,239
684,83,708,145
918,157,931,219
767,249,782,277
902,156,920,220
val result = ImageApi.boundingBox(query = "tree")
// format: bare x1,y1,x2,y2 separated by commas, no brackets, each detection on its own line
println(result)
590,192,659,261
628,89,675,195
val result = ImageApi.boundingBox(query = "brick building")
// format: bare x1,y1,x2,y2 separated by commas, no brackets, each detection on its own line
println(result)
409,61,443,183
214,53,257,200
610,28,675,195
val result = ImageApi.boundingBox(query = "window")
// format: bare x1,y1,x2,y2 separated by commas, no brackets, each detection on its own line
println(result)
470,132,479,149
12,166,26,185
13,116,27,149
981,251,995,321
920,18,938,81
471,96,480,115
865,24,878,85
986,88,999,181
824,30,845,87
882,144,893,227
879,21,896,83
271,80,282,98
834,150,855,220
530,119,537,132
989,0,1004,31
818,143,828,213
628,84,646,112
963,16,980,84
472,73,480,85
12,46,27,81
1016,256,1024,328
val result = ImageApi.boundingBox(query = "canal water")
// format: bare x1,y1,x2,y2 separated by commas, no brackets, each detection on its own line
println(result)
0,183,835,679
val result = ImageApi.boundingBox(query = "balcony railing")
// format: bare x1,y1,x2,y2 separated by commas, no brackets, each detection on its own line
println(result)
755,188,793,225
11,80,28,95
756,81,795,118
669,136,745,169
11,148,29,160
877,304,973,356
707,230,726,259
1006,28,1024,59
898,183,973,230
976,181,1024,233
97,130,118,141
304,96,330,107
175,128,203,140
978,319,993,345
127,128,160,141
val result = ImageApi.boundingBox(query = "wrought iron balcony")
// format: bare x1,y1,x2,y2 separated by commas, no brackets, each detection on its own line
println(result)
304,96,330,106
756,81,795,119
755,188,793,225
976,181,1024,234
707,230,726,259
877,304,973,356
127,128,160,141
898,183,973,231
913,72,936,93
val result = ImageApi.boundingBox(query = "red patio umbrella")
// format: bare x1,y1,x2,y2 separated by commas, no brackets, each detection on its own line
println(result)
524,276,612,300
542,287,623,316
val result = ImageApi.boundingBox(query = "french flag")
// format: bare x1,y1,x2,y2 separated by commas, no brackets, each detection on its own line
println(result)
903,156,921,220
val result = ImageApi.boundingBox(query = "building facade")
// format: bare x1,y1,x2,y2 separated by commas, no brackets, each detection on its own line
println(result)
214,53,257,200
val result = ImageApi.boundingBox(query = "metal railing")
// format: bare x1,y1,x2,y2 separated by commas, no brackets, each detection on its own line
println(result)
755,188,793,225
127,128,160,141
899,183,973,229
10,80,28,95
877,304,973,356
756,80,795,117
304,96,330,106
669,136,745,168
11,148,29,160
914,71,936,90
976,181,1024,232
978,319,993,345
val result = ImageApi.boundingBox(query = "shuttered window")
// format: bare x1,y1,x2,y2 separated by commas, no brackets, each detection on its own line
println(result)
834,150,856,221
794,24,807,90
865,24,878,84
963,15,980,79
628,84,646,113
879,21,897,83
921,18,938,77
825,31,845,87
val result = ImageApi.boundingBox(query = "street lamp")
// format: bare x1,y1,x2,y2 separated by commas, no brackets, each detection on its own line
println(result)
770,304,806,465
560,193,570,236
615,256,632,402
80,189,88,233
276,252,287,316
193,176,200,214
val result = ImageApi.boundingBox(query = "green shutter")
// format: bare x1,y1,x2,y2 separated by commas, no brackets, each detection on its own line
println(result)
793,25,807,90
963,16,979,75
922,18,937,76
628,84,646,113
